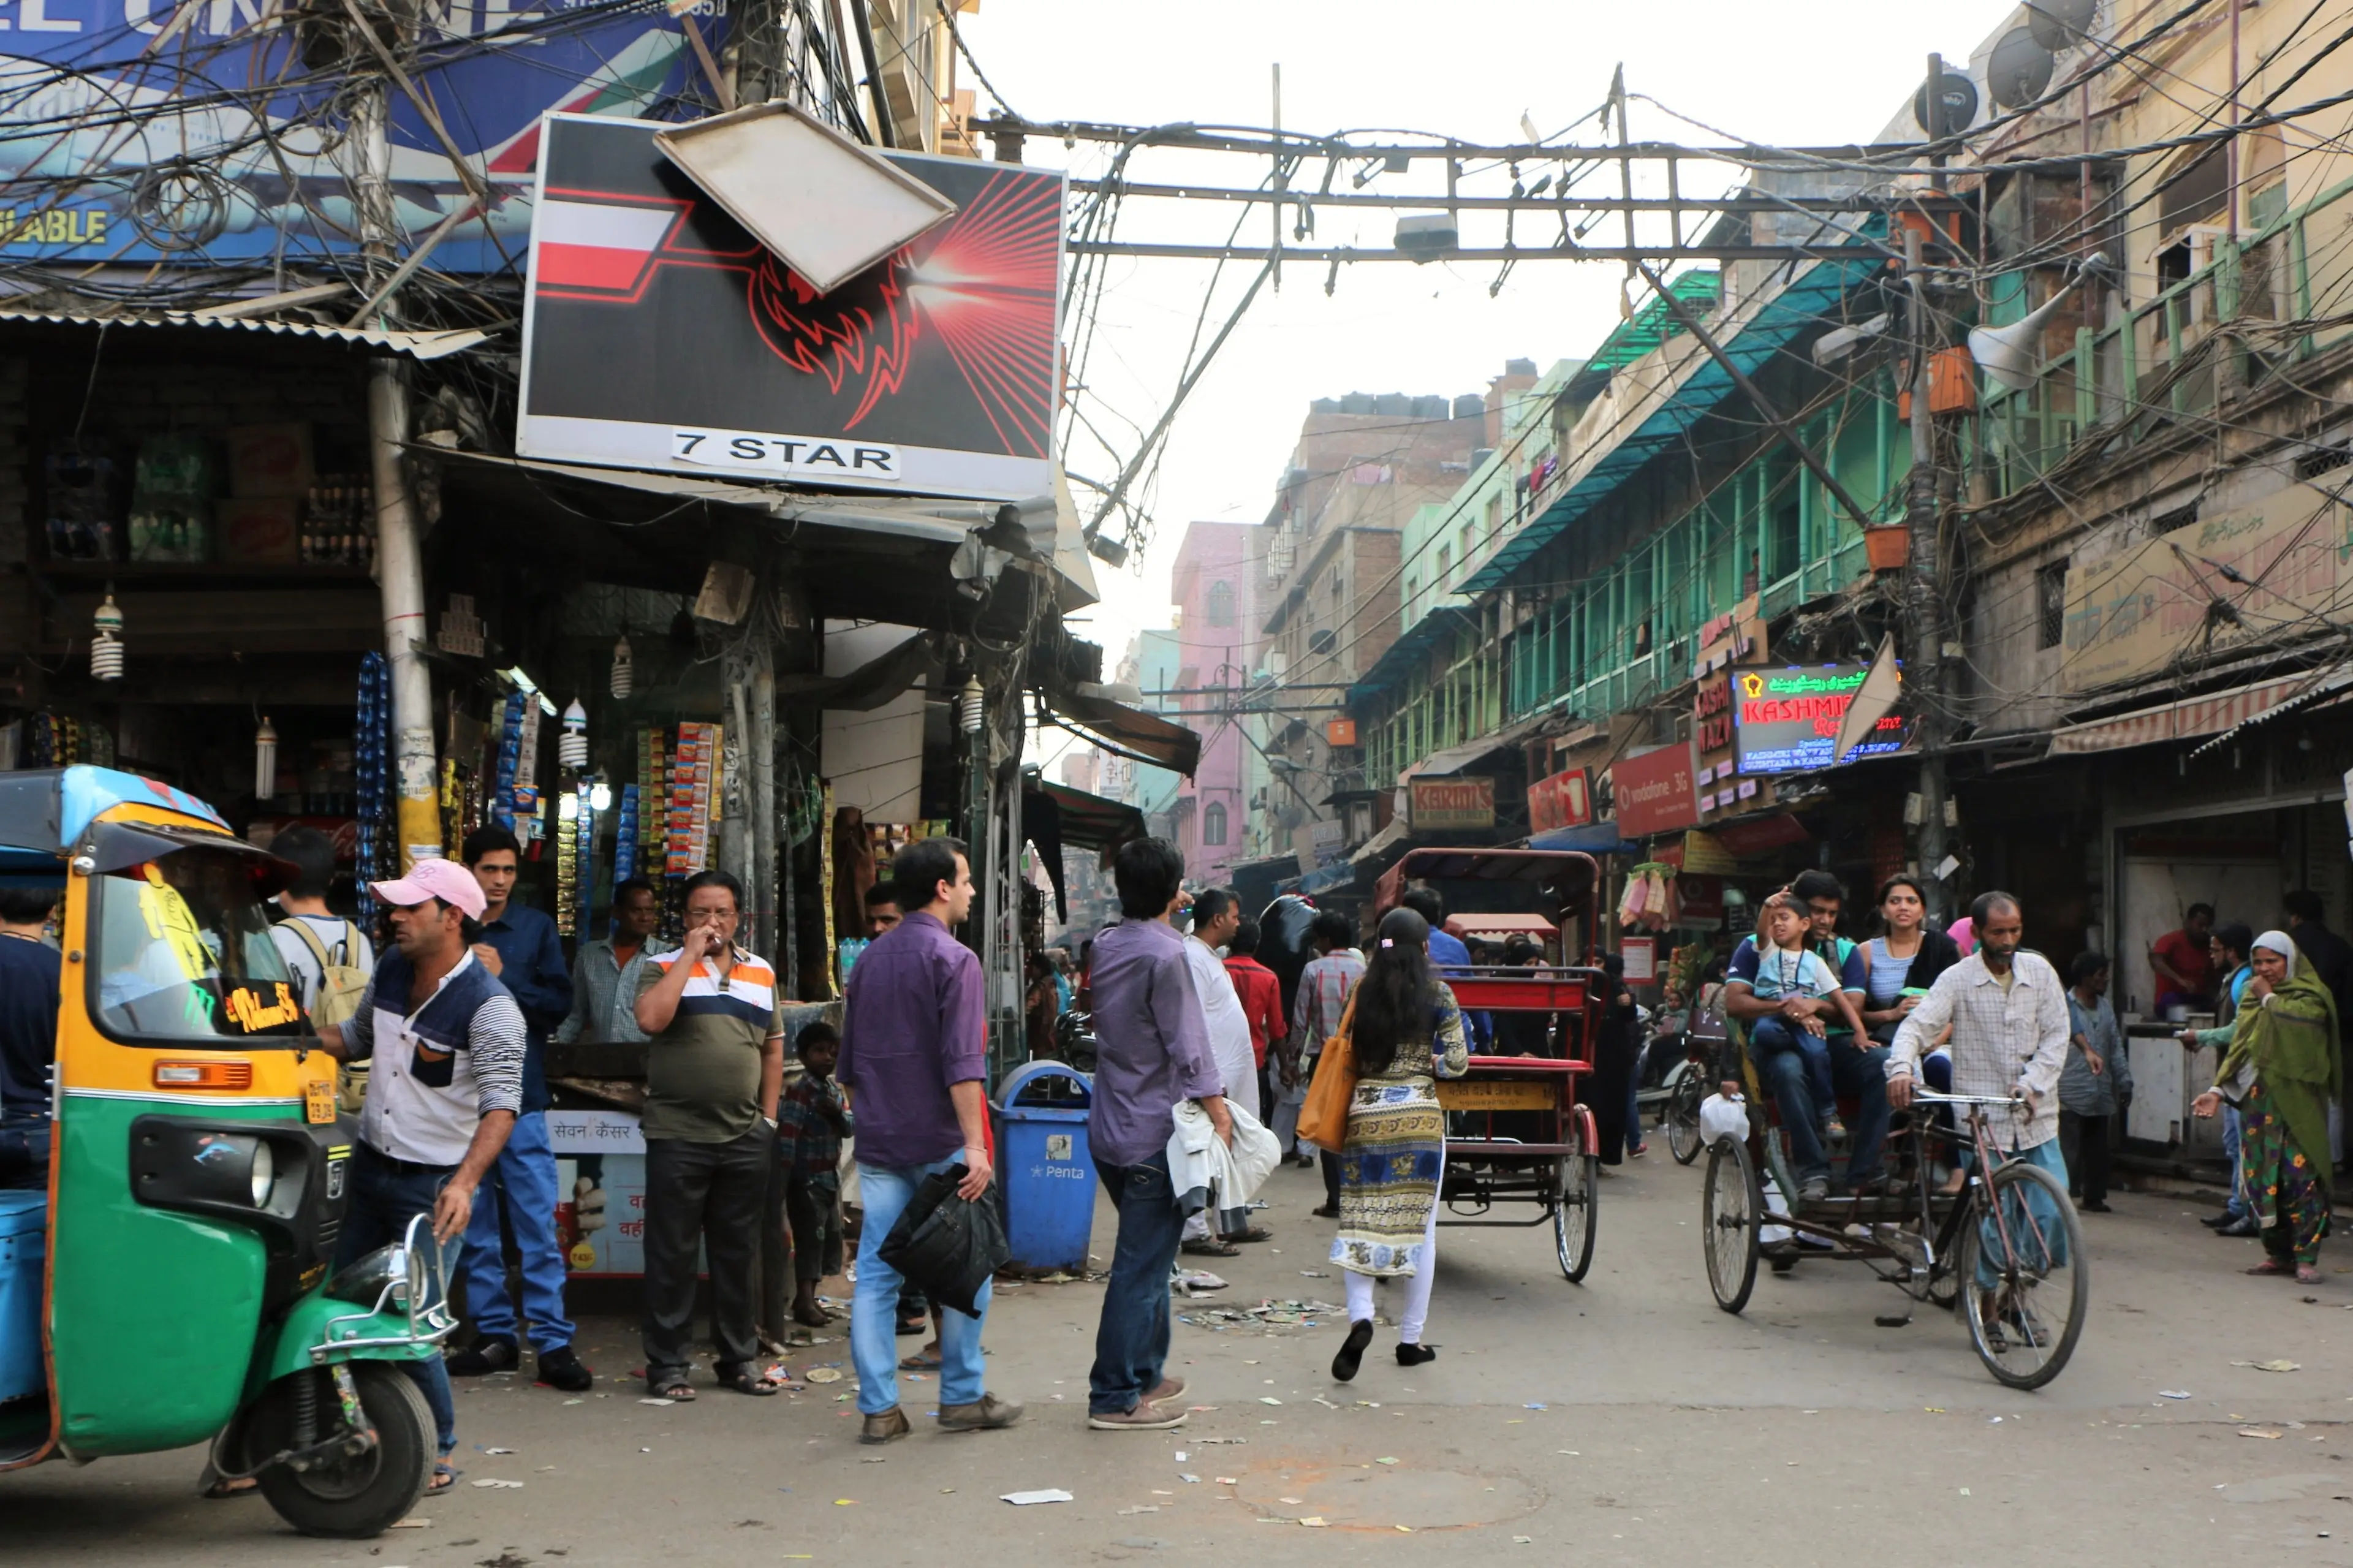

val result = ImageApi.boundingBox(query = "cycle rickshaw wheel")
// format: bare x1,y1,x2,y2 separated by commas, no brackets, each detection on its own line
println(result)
1667,1075,1705,1165
1554,1116,1599,1283
1955,1161,2087,1389
1704,1136,1761,1313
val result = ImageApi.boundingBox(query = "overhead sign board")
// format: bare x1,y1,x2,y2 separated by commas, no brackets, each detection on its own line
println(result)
1526,767,1593,835
1611,743,1697,839
0,5,718,267
1407,776,1496,832
1730,665,1909,775
2062,475,2353,691
519,115,1066,502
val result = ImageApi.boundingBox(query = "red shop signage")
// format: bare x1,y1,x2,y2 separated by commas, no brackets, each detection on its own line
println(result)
1610,743,1697,838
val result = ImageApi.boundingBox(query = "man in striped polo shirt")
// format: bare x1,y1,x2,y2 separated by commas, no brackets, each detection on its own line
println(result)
632,868,786,1399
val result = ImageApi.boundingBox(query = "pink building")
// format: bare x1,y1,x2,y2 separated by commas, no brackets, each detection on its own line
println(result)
1165,521,1262,888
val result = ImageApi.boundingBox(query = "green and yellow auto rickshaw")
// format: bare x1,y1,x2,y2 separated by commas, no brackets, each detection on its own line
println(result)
0,767,448,1537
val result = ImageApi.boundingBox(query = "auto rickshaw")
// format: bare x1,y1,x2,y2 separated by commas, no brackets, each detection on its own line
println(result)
0,767,450,1537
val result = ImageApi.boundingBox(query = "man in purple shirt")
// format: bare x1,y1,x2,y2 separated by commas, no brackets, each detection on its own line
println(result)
1085,837,1233,1432
837,836,1024,1444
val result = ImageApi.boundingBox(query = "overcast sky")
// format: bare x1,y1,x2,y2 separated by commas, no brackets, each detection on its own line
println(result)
957,0,2021,676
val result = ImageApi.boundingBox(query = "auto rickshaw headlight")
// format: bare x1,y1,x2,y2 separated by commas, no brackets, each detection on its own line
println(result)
247,1138,275,1208
327,1242,411,1310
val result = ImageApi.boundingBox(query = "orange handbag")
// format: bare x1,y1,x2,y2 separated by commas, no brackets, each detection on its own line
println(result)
1294,994,1358,1149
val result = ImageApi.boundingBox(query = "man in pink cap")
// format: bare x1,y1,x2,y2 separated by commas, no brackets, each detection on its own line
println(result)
316,855,526,1496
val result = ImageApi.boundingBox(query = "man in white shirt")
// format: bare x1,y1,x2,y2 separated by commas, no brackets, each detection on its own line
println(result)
1181,887,1265,1253
265,825,374,1013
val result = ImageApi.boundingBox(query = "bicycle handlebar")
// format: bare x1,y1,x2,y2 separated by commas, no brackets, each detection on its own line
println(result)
1911,1089,2031,1108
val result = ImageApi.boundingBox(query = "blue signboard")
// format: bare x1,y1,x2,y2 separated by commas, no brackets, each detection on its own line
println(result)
0,0,727,267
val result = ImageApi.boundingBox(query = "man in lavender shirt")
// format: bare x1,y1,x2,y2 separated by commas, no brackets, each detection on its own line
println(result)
837,836,1023,1445
1086,837,1233,1432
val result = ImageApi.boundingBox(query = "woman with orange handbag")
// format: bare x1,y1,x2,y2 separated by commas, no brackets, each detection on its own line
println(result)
1320,907,1469,1381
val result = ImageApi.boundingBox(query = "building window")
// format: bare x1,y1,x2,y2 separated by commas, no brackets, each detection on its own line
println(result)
1202,801,1227,846
1206,580,1235,627
2036,559,2069,650
1437,545,1452,583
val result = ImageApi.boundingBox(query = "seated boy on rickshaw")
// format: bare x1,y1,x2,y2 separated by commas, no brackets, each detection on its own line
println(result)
1724,893,1882,1203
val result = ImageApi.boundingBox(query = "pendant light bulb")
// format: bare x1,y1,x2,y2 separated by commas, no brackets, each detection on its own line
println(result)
559,697,588,770
91,593,124,681
254,716,278,801
610,632,634,700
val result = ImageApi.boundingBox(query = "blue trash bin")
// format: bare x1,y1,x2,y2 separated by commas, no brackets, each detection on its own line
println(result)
993,1061,1097,1273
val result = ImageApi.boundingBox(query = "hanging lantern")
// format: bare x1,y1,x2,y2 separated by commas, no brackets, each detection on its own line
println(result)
90,593,124,681
957,675,985,735
610,631,634,699
254,716,278,801
559,697,588,770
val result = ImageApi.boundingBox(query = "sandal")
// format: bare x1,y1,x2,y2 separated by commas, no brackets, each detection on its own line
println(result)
1181,1238,1241,1257
899,1349,944,1371
2245,1258,2292,1276
1227,1226,1274,1243
197,1462,259,1499
429,1460,460,1493
652,1379,698,1401
2298,1263,2324,1284
719,1366,781,1396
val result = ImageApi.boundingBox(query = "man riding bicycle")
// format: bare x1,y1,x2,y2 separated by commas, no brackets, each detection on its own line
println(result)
1886,891,2072,1334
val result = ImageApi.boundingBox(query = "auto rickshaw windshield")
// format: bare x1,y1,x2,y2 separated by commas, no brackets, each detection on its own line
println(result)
89,847,308,1044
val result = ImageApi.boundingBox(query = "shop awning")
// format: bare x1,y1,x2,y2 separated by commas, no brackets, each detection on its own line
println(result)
0,308,490,360
1395,711,1549,784
1298,860,1360,895
1038,676,1202,778
1351,607,1471,703
1350,818,1412,866
1528,820,1642,855
1462,247,1881,595
2048,668,2353,756
1023,779,1146,922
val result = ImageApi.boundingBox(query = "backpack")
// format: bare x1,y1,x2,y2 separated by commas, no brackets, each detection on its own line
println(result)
286,919,371,1113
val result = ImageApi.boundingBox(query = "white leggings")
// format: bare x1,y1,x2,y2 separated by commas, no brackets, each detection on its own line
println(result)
1342,1199,1439,1344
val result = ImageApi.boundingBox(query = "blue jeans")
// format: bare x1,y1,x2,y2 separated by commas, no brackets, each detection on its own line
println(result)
1754,1028,1890,1184
459,1111,575,1353
1972,1136,2071,1290
1752,1016,1834,1121
851,1159,991,1417
1088,1154,1186,1416
2222,1104,2249,1219
339,1144,460,1455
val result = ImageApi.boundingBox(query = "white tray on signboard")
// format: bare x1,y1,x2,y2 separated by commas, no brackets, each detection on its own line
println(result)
653,100,957,295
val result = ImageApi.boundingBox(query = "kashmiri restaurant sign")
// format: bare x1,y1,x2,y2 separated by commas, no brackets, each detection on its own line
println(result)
1730,665,1909,775
2061,475,2353,691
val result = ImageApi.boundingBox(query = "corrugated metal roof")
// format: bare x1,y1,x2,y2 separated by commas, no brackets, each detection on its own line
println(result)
0,308,491,360
1575,270,1722,380
1462,244,1882,596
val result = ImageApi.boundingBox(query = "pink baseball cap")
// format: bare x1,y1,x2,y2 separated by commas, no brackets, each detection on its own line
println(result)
371,856,487,920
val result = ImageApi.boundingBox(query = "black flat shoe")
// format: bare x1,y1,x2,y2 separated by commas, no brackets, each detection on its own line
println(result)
1331,1320,1373,1382
1395,1343,1437,1366
2216,1215,2259,1238
2079,1200,2112,1213
2199,1212,2234,1229
446,1337,518,1377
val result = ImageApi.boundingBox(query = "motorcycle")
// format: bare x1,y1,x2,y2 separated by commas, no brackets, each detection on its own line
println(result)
1635,986,1729,1165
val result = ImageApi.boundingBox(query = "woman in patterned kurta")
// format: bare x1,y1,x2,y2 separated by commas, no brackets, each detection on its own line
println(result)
1330,907,1469,1381
2194,930,2340,1284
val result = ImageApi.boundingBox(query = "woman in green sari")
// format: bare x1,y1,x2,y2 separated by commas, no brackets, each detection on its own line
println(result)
2192,930,2340,1284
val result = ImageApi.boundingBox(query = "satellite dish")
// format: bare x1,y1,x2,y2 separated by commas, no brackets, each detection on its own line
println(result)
1912,72,1980,138
1987,28,2056,109
2027,0,2098,52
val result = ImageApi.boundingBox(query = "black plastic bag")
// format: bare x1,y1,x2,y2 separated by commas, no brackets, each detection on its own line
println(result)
876,1166,1010,1318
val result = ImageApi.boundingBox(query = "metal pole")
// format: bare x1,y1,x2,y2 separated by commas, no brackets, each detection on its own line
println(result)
847,0,896,148
1905,224,1951,917
1270,62,1283,291
752,647,778,964
352,4,440,869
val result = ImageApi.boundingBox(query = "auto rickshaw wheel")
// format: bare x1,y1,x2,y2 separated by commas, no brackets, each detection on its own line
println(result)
252,1363,434,1539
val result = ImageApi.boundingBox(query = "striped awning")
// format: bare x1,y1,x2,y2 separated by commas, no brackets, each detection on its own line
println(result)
2048,668,2352,755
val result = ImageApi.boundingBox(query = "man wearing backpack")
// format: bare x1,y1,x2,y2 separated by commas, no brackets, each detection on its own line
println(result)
268,824,376,1040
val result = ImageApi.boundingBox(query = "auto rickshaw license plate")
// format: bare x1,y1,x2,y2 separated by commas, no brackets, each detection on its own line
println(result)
304,1078,337,1124
1438,1080,1556,1112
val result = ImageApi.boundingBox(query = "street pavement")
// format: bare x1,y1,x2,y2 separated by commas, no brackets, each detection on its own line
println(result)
10,1145,2353,1564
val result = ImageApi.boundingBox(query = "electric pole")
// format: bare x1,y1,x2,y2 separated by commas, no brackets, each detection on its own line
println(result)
1905,223,1952,918
351,0,442,869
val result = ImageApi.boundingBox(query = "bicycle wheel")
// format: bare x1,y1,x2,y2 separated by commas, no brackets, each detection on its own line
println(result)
1667,1074,1705,1165
1703,1137,1760,1314
1555,1118,1599,1283
1956,1162,2087,1390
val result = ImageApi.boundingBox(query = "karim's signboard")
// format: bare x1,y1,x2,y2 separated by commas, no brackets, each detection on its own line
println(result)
1408,776,1496,832
519,115,1066,502
1730,665,1909,775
